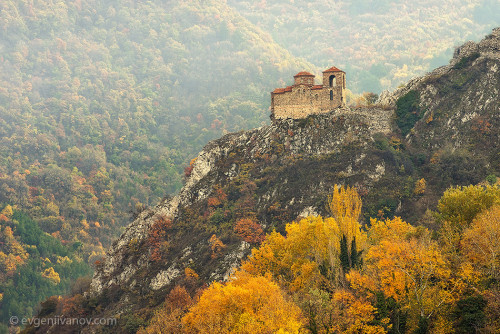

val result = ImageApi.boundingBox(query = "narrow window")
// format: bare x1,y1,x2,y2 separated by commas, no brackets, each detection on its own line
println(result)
329,75,336,87
330,90,333,100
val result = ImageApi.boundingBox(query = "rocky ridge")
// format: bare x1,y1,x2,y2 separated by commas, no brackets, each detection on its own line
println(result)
89,106,394,297
378,27,500,108
30,28,500,334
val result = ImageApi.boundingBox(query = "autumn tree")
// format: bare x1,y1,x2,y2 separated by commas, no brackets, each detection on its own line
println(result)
461,205,500,280
148,215,172,262
242,185,367,333
0,225,28,275
328,184,365,271
233,217,264,244
348,217,457,333
460,204,500,333
41,267,61,284
1,205,13,219
184,268,199,281
140,286,193,334
437,184,500,230
414,178,426,195
182,272,304,334
330,290,388,334
242,215,344,293
208,234,226,259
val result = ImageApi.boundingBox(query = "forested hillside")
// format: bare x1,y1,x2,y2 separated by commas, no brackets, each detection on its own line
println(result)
0,0,498,331
23,27,499,333
0,0,309,251
229,0,499,92
0,0,311,327
0,209,91,330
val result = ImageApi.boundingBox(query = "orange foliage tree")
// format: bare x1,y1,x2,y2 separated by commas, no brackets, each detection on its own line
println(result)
462,205,500,280
182,272,304,334
208,234,226,259
148,215,172,262
347,217,458,332
139,285,193,334
233,217,264,244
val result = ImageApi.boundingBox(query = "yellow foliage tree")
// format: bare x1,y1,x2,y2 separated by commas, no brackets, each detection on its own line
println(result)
348,217,456,332
0,226,28,272
241,186,368,333
242,215,344,292
140,285,193,334
1,204,13,219
46,201,60,216
0,252,19,274
242,185,367,293
182,272,304,334
437,184,500,229
209,234,226,259
462,205,500,280
328,184,365,258
330,290,388,334
414,178,426,195
41,267,61,284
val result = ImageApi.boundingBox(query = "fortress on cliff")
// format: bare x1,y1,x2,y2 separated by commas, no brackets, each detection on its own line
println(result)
271,66,346,120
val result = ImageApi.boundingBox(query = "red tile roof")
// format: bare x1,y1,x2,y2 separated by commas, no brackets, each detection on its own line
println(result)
311,85,323,90
293,71,315,77
272,86,293,94
323,66,344,73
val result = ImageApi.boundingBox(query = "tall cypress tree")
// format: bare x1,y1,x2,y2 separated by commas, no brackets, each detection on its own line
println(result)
340,235,350,272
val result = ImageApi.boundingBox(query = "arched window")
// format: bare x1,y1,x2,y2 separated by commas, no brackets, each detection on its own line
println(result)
329,75,336,87
330,90,333,100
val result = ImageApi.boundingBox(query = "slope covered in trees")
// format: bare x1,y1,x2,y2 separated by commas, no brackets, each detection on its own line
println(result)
137,185,500,333
25,26,499,332
0,0,310,255
0,209,91,332
0,0,498,331
29,184,500,333
0,0,312,328
0,0,495,262
228,0,499,92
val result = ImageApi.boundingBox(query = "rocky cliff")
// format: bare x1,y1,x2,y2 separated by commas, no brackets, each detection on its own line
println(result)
28,28,500,334
89,107,394,295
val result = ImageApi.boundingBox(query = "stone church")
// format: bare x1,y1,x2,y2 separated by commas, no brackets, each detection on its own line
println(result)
271,66,346,120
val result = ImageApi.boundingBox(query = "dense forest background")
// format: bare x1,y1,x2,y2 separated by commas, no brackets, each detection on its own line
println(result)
0,0,498,329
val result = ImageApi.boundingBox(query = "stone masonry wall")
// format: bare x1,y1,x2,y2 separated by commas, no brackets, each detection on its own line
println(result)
272,85,342,119
271,71,346,120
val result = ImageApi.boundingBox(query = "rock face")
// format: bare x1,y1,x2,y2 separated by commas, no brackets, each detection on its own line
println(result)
89,106,394,297
33,28,500,333
378,27,500,109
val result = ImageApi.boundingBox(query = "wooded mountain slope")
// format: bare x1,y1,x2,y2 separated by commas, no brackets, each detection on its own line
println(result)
229,0,499,92
22,28,499,334
0,0,498,331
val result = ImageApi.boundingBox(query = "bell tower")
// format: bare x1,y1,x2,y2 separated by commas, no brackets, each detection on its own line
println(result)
322,66,346,108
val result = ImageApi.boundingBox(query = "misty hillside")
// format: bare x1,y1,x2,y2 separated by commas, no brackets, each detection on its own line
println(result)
0,0,498,331
22,28,500,334
229,0,500,92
